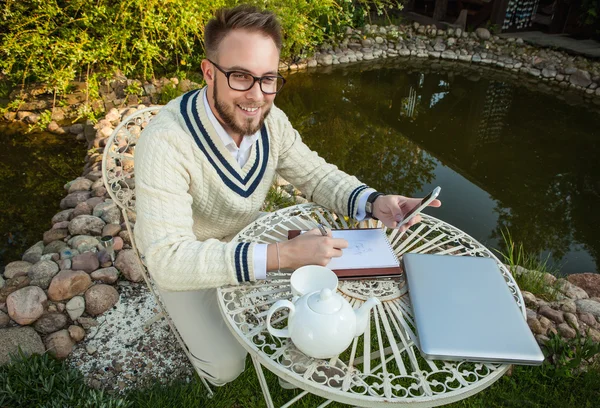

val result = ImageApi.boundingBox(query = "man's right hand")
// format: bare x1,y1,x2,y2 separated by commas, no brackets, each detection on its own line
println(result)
268,228,348,271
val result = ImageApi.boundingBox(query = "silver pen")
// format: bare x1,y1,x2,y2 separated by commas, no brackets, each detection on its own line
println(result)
317,223,328,236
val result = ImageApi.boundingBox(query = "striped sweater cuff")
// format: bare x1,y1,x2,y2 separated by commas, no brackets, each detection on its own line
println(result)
347,184,369,218
234,242,253,283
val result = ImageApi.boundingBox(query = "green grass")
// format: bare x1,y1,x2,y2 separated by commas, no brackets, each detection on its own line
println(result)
261,185,297,212
4,337,600,408
496,229,562,301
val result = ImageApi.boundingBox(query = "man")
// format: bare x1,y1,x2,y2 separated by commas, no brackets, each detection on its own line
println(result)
135,4,440,386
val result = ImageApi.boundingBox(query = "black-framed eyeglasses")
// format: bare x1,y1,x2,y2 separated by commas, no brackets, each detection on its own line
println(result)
208,59,286,95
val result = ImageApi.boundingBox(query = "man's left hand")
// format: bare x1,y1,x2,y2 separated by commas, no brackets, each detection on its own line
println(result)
372,195,441,232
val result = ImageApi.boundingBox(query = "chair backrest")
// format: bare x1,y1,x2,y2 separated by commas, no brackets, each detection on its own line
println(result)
102,106,162,214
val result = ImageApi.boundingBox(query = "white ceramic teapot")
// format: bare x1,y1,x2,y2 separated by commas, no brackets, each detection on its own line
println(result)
266,288,381,359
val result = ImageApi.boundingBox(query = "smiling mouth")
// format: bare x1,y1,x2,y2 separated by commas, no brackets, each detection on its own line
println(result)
238,105,259,112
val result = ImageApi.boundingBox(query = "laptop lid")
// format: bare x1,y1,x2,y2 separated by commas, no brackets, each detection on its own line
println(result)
403,253,544,365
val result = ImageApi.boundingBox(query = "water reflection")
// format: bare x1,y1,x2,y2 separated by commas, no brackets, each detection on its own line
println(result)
276,62,600,274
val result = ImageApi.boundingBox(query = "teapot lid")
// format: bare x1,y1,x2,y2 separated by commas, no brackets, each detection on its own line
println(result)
308,288,342,314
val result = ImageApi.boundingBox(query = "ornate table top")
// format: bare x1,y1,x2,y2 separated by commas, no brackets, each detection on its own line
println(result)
217,204,525,407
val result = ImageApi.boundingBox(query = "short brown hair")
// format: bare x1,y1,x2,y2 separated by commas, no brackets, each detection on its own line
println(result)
204,5,282,60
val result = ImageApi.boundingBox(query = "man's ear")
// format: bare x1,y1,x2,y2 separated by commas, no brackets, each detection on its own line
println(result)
201,59,214,82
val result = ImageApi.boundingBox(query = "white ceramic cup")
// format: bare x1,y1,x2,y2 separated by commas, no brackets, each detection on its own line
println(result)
290,265,338,298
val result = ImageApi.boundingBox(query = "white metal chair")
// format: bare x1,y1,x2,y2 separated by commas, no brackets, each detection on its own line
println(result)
101,106,214,397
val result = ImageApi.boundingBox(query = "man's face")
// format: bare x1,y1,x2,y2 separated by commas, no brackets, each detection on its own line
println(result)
204,29,279,138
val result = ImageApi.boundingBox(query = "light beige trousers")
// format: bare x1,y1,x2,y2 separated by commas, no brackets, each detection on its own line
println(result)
159,287,248,386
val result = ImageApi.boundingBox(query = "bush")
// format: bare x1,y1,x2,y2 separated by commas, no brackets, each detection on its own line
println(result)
0,1,401,92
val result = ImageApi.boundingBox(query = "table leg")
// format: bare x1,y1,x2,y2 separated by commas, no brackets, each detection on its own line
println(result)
251,355,275,408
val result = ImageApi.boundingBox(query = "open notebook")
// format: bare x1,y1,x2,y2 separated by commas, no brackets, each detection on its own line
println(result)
287,228,401,279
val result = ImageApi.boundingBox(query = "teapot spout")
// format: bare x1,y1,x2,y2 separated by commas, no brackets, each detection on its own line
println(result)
354,297,381,337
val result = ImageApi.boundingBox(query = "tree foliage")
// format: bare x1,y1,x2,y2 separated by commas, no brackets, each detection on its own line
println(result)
0,0,401,92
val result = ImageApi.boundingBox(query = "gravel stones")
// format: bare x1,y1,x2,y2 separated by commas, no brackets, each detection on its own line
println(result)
48,270,92,301
6,286,47,325
68,325,86,342
475,28,491,40
569,69,592,87
43,228,69,245
85,284,119,316
67,177,93,193
0,327,45,365
93,201,121,224
52,209,74,224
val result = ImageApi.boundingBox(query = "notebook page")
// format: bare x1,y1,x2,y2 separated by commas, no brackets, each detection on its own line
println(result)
327,229,399,270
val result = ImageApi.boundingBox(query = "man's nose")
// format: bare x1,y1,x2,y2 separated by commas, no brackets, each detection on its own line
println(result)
245,79,263,100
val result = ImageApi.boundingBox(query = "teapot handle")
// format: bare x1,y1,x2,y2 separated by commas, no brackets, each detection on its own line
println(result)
266,300,295,338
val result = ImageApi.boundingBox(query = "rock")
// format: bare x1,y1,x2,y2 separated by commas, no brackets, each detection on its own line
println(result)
543,273,557,286
0,310,9,327
538,305,564,324
69,215,105,236
556,278,589,300
66,296,85,321
22,241,44,264
433,39,446,52
52,221,70,230
97,250,113,267
114,250,144,282
0,276,31,303
3,261,32,279
575,299,600,319
564,312,579,331
33,313,67,334
43,240,68,255
86,344,97,355
45,329,74,359
441,50,458,60
542,67,557,78
60,247,79,260
567,273,600,298
527,317,545,335
557,322,577,339
102,224,122,237
0,327,45,365
70,123,84,134
521,291,538,307
68,325,85,342
52,209,74,224
93,201,121,224
569,70,592,88
91,267,119,284
60,191,91,209
28,260,60,289
72,202,93,217
559,299,577,314
67,178,93,193
475,28,491,40
579,312,597,327
587,327,600,343
6,286,47,325
71,252,100,273
86,196,105,209
47,270,92,302
68,235,100,253
113,236,124,251
85,284,119,316
118,231,131,246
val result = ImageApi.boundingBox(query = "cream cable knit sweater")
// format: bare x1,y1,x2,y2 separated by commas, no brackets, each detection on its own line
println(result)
135,88,370,290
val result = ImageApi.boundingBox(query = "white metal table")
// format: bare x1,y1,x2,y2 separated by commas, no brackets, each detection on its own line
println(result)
217,204,525,407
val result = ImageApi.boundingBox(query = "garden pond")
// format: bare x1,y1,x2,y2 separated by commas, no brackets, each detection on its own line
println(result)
276,61,600,275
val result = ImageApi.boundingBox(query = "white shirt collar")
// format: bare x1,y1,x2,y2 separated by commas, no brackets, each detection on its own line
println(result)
203,90,260,155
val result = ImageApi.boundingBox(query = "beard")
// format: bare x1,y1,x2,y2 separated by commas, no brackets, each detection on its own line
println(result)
213,82,271,136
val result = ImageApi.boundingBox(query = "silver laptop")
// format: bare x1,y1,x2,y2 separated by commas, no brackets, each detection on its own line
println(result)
403,253,544,365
